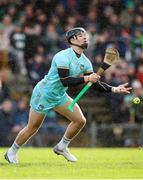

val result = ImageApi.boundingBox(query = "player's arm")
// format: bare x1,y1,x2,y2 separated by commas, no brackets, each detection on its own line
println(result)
58,68,100,87
84,72,112,92
58,68,84,87
84,72,131,93
93,81,132,94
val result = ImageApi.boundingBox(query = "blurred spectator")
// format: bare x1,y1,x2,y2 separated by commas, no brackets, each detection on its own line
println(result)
93,32,107,57
17,12,26,26
44,23,60,54
14,97,28,128
131,29,143,59
98,5,115,30
2,15,14,37
0,78,10,104
36,12,48,34
84,7,98,29
24,24,42,69
135,52,143,85
131,14,143,34
49,14,63,34
120,2,135,28
10,23,26,75
106,60,130,123
27,54,47,87
124,80,143,123
24,4,35,25
137,2,143,16
107,14,121,36
66,15,77,28
0,99,14,146
54,3,66,26
6,4,17,22
86,24,98,60
0,23,9,70
60,0,79,13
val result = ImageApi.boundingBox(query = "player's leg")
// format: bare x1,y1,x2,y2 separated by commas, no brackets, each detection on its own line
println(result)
53,96,86,162
5,108,45,164
54,98,86,139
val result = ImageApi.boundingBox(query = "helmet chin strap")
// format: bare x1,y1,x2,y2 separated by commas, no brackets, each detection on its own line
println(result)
70,42,87,49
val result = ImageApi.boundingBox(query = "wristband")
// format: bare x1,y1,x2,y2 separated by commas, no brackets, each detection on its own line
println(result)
112,87,120,93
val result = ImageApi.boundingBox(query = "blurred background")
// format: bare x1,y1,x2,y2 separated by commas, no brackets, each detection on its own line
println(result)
0,0,143,148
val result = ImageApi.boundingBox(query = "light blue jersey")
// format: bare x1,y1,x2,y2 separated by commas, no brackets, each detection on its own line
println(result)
30,47,93,114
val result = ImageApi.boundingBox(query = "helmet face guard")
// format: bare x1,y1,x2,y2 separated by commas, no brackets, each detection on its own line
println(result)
66,27,86,43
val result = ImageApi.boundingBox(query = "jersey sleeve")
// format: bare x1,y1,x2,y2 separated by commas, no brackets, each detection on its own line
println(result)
84,59,93,74
54,53,70,69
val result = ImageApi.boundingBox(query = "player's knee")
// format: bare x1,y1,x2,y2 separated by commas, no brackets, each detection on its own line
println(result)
77,117,86,127
26,125,39,135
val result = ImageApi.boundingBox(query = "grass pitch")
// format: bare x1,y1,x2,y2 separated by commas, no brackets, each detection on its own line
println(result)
0,148,143,179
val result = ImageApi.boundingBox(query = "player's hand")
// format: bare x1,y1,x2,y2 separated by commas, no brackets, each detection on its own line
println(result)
112,83,132,94
84,73,100,83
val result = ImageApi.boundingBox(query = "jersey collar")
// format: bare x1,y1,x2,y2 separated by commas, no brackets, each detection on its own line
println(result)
70,47,82,59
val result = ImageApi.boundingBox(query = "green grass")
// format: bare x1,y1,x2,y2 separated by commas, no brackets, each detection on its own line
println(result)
0,148,143,179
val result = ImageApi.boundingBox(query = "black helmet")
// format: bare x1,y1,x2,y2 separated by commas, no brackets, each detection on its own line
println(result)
66,27,86,43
